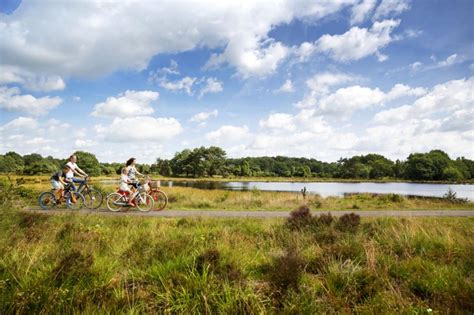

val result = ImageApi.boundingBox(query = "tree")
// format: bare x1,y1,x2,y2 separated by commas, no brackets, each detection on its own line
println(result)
5,151,24,173
74,151,101,176
427,150,451,180
23,160,57,175
442,166,463,181
405,153,435,180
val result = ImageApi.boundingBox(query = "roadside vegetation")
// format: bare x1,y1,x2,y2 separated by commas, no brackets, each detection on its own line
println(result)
0,183,473,313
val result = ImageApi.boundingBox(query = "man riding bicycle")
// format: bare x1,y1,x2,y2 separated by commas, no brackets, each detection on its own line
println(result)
66,154,88,191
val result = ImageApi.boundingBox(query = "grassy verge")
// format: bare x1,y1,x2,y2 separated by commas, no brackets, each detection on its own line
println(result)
1,203,473,313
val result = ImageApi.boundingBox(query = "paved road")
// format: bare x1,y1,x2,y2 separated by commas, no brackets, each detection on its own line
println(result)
24,208,474,218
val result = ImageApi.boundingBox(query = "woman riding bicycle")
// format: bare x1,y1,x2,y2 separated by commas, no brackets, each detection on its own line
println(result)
125,157,144,188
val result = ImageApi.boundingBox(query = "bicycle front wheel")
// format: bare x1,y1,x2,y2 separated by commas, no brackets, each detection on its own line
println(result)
150,190,168,211
136,193,154,212
84,188,104,210
66,192,85,210
38,191,57,210
106,193,125,212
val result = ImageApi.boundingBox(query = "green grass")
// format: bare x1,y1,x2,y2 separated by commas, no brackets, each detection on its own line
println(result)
1,198,473,313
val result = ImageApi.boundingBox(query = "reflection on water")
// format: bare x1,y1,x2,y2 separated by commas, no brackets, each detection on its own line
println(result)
98,179,474,200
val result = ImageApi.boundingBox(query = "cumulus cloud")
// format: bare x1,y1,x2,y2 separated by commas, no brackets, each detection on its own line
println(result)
0,86,62,115
199,78,223,98
0,116,38,130
275,79,295,93
0,0,357,79
0,65,65,92
0,117,71,156
350,0,377,25
295,72,355,108
373,0,411,20
374,77,474,125
295,75,426,118
206,125,250,144
95,116,183,142
314,19,400,62
92,90,158,117
190,110,218,123
159,76,196,95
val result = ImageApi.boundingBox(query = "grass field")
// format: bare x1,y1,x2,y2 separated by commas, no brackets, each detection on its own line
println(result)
1,183,474,313
1,207,473,313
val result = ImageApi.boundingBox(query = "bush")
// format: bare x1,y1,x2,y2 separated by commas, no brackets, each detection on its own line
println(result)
286,205,313,230
266,249,304,295
335,213,361,233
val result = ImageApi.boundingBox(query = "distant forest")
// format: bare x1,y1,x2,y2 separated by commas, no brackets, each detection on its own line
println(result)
0,147,473,181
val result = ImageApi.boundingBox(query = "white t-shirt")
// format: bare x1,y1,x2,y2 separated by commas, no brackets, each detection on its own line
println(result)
119,173,131,192
66,162,77,178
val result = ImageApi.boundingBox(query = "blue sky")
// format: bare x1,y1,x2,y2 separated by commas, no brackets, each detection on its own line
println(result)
0,0,473,163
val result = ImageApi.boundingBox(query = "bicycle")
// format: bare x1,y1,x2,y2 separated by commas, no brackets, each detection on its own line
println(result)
76,176,104,209
38,184,85,210
106,183,154,212
143,177,168,211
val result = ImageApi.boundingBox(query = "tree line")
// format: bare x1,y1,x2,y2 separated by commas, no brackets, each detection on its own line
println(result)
0,147,473,181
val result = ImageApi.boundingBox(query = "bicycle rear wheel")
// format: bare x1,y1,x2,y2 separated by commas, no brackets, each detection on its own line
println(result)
83,188,104,209
38,191,57,210
149,190,168,211
65,192,85,210
136,193,154,212
106,193,125,212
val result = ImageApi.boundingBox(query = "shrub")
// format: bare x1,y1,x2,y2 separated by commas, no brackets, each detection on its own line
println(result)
335,213,361,233
316,212,334,226
266,249,304,295
286,205,313,230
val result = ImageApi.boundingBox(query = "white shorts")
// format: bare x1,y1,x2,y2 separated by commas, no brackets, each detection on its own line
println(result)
51,180,64,190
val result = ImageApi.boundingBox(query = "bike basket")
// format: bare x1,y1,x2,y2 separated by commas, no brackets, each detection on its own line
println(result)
150,180,161,188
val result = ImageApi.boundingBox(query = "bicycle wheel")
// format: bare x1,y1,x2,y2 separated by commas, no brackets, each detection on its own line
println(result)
83,188,104,210
149,190,168,211
65,192,85,210
136,192,154,212
106,193,125,212
38,191,57,210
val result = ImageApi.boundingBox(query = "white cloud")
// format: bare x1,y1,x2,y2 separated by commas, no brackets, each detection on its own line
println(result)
0,86,62,115
206,39,289,78
374,77,474,125
92,90,158,118
0,65,65,92
373,0,411,20
296,78,426,118
410,61,423,71
159,76,196,95
0,116,38,130
206,125,250,144
190,110,218,123
315,19,400,62
95,116,182,142
75,139,97,148
199,77,223,98
350,0,377,25
73,96,81,102
295,72,355,108
259,113,297,132
276,79,294,93
0,1,357,79
436,54,458,68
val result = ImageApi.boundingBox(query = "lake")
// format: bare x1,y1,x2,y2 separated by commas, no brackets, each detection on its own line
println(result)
156,180,474,201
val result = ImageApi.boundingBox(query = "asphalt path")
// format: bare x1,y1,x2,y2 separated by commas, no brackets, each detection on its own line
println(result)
24,207,474,218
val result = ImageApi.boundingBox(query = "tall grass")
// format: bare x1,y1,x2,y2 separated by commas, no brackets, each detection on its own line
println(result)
1,196,473,313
